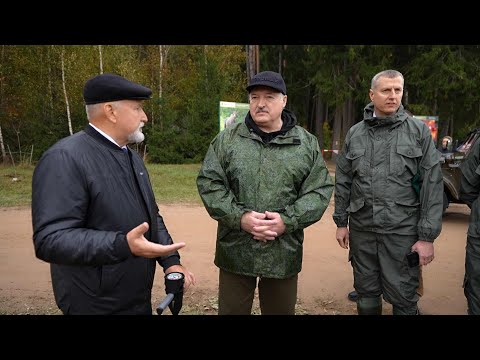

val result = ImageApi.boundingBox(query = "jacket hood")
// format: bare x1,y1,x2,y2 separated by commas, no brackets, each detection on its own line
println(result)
363,102,408,127
281,108,298,128
245,108,297,143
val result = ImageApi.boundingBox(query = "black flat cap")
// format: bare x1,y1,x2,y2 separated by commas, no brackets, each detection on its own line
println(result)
83,73,152,105
246,71,286,95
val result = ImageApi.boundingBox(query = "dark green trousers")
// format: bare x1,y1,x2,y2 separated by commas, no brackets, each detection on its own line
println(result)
218,269,298,315
350,229,420,315
464,235,480,315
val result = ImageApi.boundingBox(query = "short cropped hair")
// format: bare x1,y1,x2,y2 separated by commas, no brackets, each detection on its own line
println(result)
371,70,404,89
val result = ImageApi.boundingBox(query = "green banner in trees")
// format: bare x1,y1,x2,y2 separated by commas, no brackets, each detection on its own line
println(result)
219,101,250,132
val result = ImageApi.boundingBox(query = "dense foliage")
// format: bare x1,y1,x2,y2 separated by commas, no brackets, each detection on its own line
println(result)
2,45,479,164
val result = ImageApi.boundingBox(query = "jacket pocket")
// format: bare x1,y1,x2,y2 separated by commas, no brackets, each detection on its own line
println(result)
347,197,365,213
394,199,420,210
346,148,366,176
400,258,420,296
100,263,126,294
391,145,422,175
393,199,420,225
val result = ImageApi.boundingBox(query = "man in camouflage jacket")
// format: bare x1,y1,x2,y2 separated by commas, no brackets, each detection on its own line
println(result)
197,71,334,315
333,70,443,315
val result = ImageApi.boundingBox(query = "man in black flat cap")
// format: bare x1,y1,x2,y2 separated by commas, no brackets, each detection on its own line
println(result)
32,73,195,315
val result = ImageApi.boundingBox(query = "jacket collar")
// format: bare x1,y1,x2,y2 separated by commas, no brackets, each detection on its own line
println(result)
84,124,126,152
363,102,408,128
238,121,301,145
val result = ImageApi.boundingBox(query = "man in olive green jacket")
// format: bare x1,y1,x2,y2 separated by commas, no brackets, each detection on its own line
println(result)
197,71,334,315
460,137,480,315
333,69,443,315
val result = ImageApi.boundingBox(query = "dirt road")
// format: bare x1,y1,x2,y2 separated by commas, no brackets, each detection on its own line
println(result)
0,200,470,315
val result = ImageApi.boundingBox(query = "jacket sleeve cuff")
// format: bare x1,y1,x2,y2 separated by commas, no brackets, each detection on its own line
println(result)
233,212,244,230
332,215,349,228
228,209,252,230
417,225,440,242
280,214,298,234
114,233,133,259
159,254,181,271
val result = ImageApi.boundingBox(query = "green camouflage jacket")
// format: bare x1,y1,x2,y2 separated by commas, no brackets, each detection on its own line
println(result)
333,103,443,242
197,118,334,279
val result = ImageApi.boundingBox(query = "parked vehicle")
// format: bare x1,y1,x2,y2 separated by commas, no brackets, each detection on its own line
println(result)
441,128,480,214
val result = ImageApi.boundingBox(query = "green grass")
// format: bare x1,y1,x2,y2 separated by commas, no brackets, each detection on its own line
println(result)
0,163,203,207
147,164,203,205
0,165,34,207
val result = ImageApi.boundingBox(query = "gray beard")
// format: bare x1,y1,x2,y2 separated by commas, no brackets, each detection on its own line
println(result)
127,128,145,144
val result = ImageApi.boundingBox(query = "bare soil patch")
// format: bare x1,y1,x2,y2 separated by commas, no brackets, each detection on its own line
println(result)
0,200,470,315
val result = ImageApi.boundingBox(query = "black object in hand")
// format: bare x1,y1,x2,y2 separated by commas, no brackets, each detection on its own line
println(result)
156,271,185,315
406,251,420,268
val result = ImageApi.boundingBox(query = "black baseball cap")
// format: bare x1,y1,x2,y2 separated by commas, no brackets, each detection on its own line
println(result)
246,71,286,95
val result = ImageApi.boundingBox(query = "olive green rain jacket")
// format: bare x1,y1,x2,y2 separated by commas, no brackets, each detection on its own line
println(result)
460,138,480,238
333,103,443,241
197,111,334,279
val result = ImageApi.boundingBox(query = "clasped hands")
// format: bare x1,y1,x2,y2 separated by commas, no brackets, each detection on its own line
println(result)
241,211,286,243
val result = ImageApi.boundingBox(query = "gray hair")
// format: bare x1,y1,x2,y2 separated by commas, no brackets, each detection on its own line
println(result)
85,103,103,121
86,101,122,120
371,70,404,89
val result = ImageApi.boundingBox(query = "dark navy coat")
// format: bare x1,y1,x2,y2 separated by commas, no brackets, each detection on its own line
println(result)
32,125,180,314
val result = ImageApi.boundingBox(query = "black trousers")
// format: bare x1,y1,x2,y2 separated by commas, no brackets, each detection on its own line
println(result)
464,235,480,315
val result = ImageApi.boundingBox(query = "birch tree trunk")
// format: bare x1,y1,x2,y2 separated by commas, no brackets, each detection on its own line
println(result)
61,46,73,136
0,45,6,163
157,45,170,130
48,46,54,114
98,45,103,74
204,45,209,91
0,125,5,164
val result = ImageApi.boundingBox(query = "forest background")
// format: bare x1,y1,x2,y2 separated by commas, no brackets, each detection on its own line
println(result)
1,45,478,165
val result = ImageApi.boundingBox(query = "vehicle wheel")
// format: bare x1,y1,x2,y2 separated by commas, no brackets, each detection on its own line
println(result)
443,191,449,215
